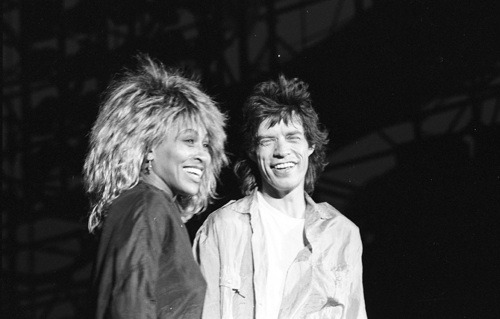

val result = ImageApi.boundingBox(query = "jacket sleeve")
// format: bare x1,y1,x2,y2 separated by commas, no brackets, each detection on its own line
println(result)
346,228,368,319
104,208,163,318
193,218,221,319
109,260,158,318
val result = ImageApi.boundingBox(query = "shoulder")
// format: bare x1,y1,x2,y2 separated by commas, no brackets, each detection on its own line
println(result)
312,203,364,259
320,202,358,226
315,201,361,238
105,183,178,237
199,195,253,236
121,182,176,215
208,195,253,222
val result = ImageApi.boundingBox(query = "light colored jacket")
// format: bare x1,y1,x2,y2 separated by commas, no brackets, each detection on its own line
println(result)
193,190,367,319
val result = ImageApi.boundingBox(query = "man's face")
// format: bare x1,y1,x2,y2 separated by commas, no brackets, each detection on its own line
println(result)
252,118,314,197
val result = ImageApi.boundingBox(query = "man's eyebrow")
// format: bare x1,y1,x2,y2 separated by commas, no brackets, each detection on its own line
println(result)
286,130,303,135
256,134,275,140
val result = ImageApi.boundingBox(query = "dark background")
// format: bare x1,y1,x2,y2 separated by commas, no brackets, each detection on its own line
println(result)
2,0,499,318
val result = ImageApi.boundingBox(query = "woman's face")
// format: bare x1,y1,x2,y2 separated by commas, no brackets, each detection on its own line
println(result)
151,124,211,196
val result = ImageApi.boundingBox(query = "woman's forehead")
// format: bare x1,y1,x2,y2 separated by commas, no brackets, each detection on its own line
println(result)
173,115,209,135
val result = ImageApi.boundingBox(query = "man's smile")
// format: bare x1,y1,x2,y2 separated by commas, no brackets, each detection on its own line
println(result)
271,161,296,170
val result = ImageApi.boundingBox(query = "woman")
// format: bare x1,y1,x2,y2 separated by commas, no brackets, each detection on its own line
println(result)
83,54,227,318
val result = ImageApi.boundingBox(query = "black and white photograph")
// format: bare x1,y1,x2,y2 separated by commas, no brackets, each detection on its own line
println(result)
2,1,499,318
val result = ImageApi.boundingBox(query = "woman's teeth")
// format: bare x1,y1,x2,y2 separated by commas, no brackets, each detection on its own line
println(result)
184,167,202,176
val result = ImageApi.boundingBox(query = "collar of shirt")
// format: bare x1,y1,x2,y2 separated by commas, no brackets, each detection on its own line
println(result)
228,189,336,251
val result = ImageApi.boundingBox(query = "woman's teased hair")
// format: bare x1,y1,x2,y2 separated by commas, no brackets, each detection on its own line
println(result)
84,54,227,233
234,74,329,195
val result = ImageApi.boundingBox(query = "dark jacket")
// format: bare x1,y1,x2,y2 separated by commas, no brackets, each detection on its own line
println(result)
92,182,206,318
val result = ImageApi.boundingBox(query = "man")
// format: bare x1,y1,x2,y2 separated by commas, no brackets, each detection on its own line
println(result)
194,75,367,318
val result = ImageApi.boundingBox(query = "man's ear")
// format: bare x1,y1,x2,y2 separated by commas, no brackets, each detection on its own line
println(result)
308,144,315,156
248,150,257,162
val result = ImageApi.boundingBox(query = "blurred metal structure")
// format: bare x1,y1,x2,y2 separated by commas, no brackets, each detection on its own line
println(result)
318,76,500,210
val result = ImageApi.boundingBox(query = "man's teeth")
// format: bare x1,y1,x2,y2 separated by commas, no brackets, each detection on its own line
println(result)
184,168,202,176
274,162,295,169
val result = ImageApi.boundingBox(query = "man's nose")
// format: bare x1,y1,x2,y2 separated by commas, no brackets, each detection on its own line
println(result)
273,139,290,157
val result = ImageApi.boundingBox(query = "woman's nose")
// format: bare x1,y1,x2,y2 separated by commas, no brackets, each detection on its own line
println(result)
194,143,211,162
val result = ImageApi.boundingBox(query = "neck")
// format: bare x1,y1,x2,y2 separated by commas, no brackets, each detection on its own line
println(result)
260,186,306,219
140,172,174,198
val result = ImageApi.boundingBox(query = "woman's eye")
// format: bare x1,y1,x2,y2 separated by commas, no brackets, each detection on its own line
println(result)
203,143,210,148
185,139,195,144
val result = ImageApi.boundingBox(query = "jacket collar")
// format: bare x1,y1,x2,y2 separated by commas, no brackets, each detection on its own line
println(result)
304,192,336,220
229,188,335,220
226,189,259,215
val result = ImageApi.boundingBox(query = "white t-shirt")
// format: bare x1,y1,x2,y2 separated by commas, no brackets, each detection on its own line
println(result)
257,191,305,318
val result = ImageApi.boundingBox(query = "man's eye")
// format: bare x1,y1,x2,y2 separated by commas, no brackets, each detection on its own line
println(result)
185,139,195,144
203,143,210,148
259,138,274,146
259,139,273,146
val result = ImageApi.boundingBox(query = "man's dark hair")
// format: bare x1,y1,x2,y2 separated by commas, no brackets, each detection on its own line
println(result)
234,74,329,195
